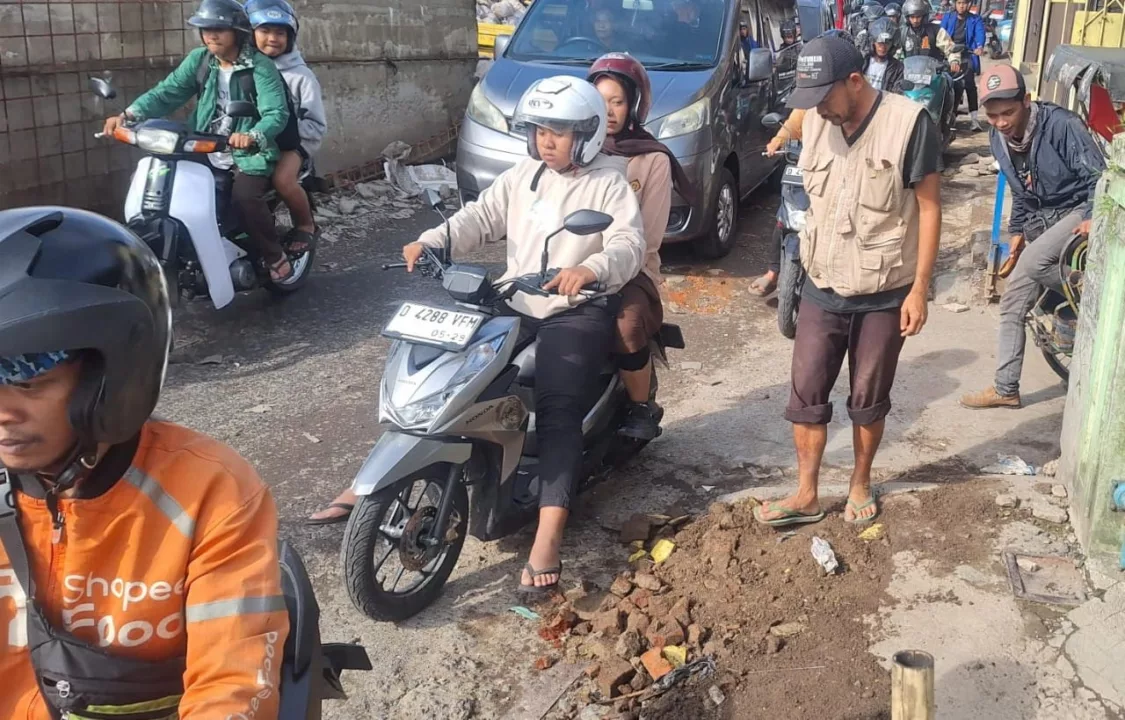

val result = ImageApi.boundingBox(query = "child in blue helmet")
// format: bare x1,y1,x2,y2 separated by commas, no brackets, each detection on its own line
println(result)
246,0,328,252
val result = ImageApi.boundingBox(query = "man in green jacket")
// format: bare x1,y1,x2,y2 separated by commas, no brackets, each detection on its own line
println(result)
103,0,295,282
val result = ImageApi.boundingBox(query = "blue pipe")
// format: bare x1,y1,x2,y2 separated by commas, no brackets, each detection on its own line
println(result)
1113,481,1125,569
990,171,1009,270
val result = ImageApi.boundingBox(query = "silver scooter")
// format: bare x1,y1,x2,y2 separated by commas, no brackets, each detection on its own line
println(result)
341,191,684,622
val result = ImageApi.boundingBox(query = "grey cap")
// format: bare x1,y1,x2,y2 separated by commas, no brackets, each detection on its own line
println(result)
787,36,865,109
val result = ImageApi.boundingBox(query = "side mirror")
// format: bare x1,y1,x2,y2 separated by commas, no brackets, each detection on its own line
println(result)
747,47,774,83
424,187,446,211
494,34,512,58
762,112,785,129
226,100,257,119
563,209,613,236
89,76,116,100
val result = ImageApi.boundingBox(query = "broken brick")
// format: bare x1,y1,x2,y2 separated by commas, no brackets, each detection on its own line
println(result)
646,595,673,619
596,657,635,698
584,662,601,679
572,621,593,636
592,608,625,636
610,575,634,597
633,572,662,591
629,588,652,608
659,620,686,647
640,647,674,681
687,623,705,647
619,513,653,543
534,655,556,671
626,610,651,636
669,597,692,629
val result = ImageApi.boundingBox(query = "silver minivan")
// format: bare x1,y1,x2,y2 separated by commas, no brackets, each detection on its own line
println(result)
456,0,788,258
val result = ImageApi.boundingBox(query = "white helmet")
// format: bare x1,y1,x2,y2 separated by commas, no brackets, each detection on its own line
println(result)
513,75,608,167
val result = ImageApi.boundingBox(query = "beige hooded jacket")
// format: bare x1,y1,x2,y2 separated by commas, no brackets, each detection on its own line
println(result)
416,155,646,318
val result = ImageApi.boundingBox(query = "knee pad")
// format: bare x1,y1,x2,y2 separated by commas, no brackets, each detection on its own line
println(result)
617,347,650,372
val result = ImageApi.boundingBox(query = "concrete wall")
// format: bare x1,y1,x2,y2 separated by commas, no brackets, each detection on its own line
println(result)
0,0,477,217
1058,132,1125,566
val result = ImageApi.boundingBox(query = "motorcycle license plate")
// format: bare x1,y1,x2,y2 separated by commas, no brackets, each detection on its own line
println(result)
782,165,804,186
383,302,485,350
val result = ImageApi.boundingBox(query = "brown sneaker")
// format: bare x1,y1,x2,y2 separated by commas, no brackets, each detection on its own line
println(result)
959,387,1022,409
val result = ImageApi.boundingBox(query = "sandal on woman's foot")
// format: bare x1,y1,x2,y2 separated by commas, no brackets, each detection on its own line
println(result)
749,274,778,297
518,561,563,597
268,254,294,283
306,502,355,526
285,227,316,255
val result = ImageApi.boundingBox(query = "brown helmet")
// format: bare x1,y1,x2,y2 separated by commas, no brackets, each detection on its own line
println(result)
587,52,653,126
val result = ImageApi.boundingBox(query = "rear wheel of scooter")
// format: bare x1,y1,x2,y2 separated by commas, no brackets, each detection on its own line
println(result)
264,244,316,295
342,467,468,622
777,254,803,340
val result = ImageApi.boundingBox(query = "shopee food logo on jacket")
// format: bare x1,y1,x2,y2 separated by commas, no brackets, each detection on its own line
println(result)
59,573,187,648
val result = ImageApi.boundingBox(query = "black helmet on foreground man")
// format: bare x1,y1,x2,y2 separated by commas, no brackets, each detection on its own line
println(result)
0,208,171,480
188,0,252,33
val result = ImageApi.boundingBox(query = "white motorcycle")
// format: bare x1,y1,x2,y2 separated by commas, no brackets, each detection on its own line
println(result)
341,191,684,622
90,77,315,309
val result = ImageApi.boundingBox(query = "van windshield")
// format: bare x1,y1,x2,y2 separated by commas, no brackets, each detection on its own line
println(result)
506,0,726,67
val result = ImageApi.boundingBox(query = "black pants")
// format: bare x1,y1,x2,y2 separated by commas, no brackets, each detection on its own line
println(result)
954,62,978,113
231,171,284,263
511,302,615,510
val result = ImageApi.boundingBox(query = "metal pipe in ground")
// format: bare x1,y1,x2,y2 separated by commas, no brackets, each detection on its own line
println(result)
891,650,935,720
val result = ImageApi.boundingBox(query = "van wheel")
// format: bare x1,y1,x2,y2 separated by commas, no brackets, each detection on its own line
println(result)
696,168,738,260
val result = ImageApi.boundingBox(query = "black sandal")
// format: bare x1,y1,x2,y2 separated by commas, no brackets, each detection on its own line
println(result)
519,561,563,597
285,227,316,255
306,502,355,526
268,254,294,283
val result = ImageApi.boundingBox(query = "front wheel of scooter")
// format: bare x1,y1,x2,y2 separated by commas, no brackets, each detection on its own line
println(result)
777,251,804,340
341,468,468,622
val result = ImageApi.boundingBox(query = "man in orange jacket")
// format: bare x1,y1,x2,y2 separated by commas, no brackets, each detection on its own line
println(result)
0,207,288,720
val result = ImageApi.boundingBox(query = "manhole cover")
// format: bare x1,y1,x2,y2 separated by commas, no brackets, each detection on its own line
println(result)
1003,550,1088,606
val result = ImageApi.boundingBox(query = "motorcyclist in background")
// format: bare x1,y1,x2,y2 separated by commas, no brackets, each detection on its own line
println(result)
246,0,329,252
864,18,906,93
901,0,958,63
0,207,287,720
102,0,293,283
778,18,801,50
854,0,886,54
941,0,986,130
885,2,903,28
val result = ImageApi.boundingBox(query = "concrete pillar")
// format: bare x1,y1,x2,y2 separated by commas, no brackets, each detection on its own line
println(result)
1059,132,1125,566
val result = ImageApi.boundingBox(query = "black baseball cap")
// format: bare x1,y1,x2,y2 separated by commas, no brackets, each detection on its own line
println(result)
787,36,865,109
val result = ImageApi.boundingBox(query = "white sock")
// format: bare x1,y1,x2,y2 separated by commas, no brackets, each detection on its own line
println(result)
970,110,980,123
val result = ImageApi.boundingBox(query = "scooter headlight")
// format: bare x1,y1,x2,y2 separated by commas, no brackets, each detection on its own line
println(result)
388,334,507,427
135,127,180,154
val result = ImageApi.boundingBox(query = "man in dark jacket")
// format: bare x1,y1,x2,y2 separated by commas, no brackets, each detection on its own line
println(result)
961,65,1105,409
864,18,904,93
941,0,986,130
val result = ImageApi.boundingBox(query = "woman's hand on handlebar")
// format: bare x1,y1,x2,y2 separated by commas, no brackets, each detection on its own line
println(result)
102,113,127,137
403,242,426,272
543,266,598,296
228,132,255,150
765,136,785,157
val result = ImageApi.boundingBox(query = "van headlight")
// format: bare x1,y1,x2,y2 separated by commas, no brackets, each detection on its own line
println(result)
652,97,711,140
467,84,509,134
135,127,180,154
388,335,506,427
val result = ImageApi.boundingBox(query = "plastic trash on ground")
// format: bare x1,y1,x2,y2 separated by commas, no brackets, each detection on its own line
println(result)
628,549,648,563
811,536,839,574
662,645,688,668
510,606,541,621
858,523,885,541
981,454,1038,476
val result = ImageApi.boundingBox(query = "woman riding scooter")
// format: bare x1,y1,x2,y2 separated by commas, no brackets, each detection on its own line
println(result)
103,0,293,282
588,53,696,441
313,78,645,598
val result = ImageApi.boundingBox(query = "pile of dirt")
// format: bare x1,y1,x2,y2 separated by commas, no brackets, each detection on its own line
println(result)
537,479,1003,720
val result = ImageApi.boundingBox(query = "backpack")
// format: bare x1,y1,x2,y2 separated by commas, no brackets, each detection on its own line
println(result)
195,52,301,151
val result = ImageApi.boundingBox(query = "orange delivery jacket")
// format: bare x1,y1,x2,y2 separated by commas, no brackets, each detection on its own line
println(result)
0,420,289,719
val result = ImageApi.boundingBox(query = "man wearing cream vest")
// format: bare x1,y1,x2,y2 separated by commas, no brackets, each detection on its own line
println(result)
755,36,943,528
